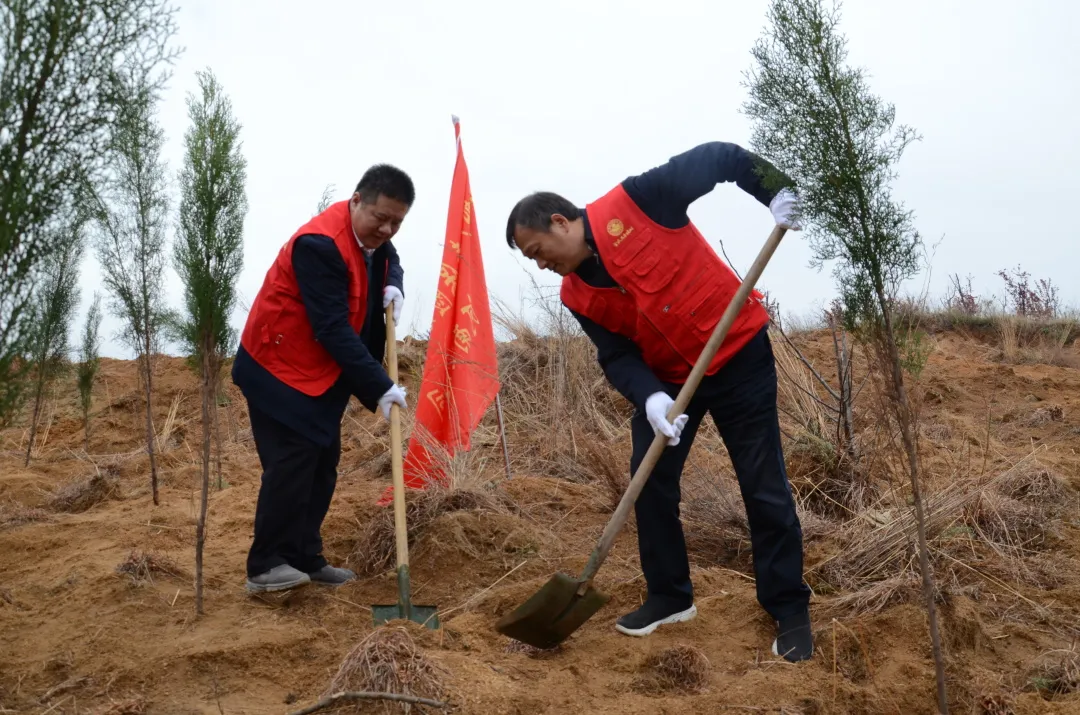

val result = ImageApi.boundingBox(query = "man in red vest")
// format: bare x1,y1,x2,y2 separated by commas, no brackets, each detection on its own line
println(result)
233,164,413,593
505,142,813,662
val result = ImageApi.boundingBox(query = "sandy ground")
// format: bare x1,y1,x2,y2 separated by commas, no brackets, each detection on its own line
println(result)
2,327,1079,714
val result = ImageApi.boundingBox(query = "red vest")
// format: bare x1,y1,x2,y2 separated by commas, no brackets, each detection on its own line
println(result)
240,201,369,396
560,184,769,383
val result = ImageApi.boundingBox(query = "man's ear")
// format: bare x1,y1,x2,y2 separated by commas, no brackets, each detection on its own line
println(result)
549,213,569,232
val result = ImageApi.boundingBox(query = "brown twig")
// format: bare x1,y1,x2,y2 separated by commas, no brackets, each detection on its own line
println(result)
286,690,447,715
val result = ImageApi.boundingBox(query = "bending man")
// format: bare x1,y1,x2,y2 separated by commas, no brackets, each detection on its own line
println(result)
505,142,813,662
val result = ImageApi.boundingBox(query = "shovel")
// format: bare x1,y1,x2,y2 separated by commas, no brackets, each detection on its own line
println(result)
494,225,788,649
372,305,440,629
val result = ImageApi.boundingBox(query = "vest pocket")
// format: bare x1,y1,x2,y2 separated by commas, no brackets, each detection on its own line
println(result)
626,248,676,294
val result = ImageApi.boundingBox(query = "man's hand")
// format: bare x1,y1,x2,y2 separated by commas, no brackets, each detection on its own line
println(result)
377,383,407,420
645,391,689,447
769,188,802,230
383,286,403,324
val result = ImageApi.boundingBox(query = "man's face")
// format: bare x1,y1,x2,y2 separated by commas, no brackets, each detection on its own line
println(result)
349,193,409,249
513,214,589,276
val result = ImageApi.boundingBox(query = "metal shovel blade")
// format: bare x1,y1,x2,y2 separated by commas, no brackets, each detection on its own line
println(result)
372,603,440,629
372,565,440,629
494,572,611,649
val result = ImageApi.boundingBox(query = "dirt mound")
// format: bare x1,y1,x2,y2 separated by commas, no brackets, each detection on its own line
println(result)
2,327,1080,714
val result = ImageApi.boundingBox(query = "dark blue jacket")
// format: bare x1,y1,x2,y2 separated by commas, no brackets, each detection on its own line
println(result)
568,141,790,412
232,235,404,446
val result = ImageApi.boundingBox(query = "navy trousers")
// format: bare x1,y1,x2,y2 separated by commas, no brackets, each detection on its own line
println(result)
630,327,811,620
246,402,340,578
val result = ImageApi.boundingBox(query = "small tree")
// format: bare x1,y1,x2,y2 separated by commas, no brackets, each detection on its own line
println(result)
77,293,104,452
23,219,85,466
172,68,247,615
997,265,1058,318
743,0,947,711
91,71,172,506
315,183,335,214
0,0,180,428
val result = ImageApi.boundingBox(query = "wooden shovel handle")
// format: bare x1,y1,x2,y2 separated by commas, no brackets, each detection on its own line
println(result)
578,225,788,588
386,306,409,570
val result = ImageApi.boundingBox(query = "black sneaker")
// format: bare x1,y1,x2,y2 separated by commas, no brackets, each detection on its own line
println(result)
615,599,697,637
772,609,813,662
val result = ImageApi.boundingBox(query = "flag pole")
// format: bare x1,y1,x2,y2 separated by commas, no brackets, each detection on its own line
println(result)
495,393,511,479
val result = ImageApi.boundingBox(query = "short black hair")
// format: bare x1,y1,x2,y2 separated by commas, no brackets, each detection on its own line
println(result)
355,164,415,207
505,191,580,249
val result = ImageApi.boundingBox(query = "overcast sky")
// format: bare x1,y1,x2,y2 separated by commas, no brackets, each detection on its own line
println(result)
79,0,1079,359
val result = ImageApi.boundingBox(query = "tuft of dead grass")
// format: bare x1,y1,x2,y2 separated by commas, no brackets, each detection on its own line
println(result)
1022,405,1065,427
46,465,121,513
997,464,1068,505
0,501,50,529
115,549,183,585
995,316,1079,367
964,491,1047,550
323,626,448,714
682,465,836,571
503,640,563,659
819,573,922,617
682,469,751,567
575,438,628,512
97,697,148,715
350,480,514,577
976,693,1016,715
1025,647,1080,699
632,644,710,695
814,455,1064,591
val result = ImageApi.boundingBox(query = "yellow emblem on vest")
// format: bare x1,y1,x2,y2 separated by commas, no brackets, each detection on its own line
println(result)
607,219,624,236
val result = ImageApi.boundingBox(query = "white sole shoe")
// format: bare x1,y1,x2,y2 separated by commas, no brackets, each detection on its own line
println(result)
246,565,312,593
615,604,698,637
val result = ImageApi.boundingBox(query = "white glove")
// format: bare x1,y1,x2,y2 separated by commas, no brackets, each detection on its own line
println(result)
769,188,803,230
383,286,403,324
644,391,689,447
377,383,407,420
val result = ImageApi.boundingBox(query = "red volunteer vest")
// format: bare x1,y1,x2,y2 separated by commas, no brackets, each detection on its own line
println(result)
240,201,369,396
560,184,770,383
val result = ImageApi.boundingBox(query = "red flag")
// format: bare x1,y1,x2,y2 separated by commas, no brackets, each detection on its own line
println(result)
377,116,500,505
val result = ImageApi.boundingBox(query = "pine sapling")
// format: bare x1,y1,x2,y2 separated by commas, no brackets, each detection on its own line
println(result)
743,0,947,710
78,293,104,452
173,68,248,614
0,0,179,428
25,223,84,466
91,72,172,505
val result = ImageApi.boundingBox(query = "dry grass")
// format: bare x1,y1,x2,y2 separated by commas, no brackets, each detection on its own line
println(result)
995,316,1079,367
323,626,448,714
976,693,1016,715
813,454,1066,591
1021,405,1065,427
632,644,711,695
818,573,923,617
575,438,628,512
0,501,50,528
97,697,148,714
46,465,121,513
1025,647,1080,698
350,478,514,577
998,317,1021,363
770,327,872,517
489,290,630,480
681,467,753,568
115,549,184,585
503,640,563,659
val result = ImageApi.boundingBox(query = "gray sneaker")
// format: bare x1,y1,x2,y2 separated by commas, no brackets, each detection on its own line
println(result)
246,565,311,593
308,564,356,587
